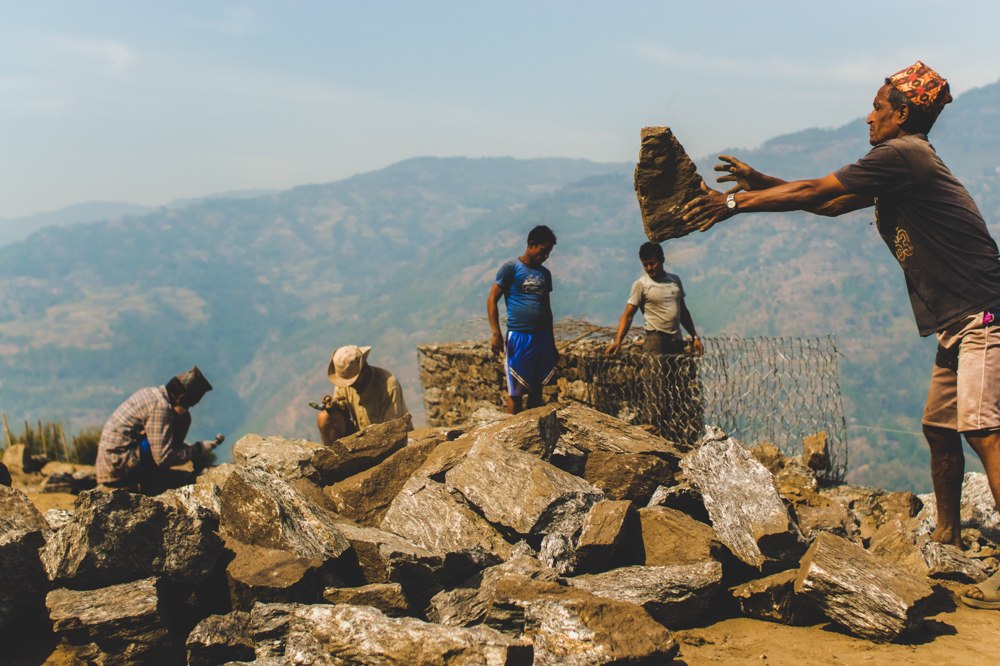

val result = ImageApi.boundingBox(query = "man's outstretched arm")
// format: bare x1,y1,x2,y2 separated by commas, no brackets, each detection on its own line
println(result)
713,156,872,219
683,172,871,232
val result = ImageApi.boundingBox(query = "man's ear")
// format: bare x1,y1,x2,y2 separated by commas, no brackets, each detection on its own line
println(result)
895,102,910,126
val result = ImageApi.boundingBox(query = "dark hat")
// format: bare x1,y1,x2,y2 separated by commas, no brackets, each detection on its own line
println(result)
174,366,213,396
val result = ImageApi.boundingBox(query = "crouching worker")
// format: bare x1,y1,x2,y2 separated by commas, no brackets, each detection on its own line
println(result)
316,344,410,445
96,366,224,493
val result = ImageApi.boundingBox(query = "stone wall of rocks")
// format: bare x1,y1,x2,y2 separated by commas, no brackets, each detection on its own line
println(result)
418,338,646,429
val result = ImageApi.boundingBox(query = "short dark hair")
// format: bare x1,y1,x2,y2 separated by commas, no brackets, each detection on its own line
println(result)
638,242,664,261
885,81,946,134
527,225,557,246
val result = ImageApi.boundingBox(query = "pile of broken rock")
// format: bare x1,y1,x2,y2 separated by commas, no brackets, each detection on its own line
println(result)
2,404,998,664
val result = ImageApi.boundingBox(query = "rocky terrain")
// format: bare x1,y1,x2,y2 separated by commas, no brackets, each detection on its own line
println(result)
2,405,998,664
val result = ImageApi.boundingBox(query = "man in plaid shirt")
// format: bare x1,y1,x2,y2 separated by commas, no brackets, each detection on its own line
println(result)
96,366,222,491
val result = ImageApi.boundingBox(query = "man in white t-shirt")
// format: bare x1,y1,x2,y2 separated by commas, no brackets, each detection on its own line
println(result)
605,242,702,356
605,242,704,445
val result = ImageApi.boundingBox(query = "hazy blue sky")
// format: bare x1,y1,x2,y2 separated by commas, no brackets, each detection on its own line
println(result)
2,1,1000,217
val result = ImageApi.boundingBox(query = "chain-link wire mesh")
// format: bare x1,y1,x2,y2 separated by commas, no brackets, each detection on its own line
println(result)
421,318,848,482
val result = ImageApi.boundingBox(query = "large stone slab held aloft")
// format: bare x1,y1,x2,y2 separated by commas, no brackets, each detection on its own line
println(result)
680,434,806,569
634,126,706,242
794,532,935,642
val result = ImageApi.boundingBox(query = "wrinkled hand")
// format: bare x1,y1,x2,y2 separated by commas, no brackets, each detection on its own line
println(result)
491,331,505,356
604,341,622,356
682,182,735,232
714,155,764,193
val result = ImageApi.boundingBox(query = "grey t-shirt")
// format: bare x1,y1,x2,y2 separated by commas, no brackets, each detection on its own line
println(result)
628,272,685,337
835,134,1000,336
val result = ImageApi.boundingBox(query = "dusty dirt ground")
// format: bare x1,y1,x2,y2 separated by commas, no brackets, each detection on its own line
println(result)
674,586,1000,665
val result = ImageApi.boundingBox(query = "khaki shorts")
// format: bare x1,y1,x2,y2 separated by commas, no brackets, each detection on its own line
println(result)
923,313,1000,432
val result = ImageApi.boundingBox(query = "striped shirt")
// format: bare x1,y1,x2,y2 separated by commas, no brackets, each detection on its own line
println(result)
95,385,194,484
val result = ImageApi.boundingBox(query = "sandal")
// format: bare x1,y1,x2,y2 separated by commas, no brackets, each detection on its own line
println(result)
961,570,1000,610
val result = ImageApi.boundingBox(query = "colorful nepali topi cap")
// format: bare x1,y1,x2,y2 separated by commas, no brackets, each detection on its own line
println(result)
175,366,213,396
886,60,952,113
328,345,372,388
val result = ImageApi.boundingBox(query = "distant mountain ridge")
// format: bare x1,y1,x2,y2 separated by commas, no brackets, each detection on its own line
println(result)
2,81,999,492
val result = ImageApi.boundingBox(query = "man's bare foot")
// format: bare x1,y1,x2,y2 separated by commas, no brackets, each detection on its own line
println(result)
929,524,962,547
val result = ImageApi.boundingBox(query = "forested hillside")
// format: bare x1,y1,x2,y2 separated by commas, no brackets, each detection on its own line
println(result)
2,80,999,492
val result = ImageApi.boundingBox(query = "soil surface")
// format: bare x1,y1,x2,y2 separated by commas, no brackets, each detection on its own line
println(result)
674,586,1000,665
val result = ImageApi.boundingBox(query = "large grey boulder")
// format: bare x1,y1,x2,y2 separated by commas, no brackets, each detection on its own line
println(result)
794,532,935,642
232,434,325,483
42,488,222,589
681,432,806,569
46,577,180,665
0,487,49,631
445,438,604,575
568,561,723,628
381,472,513,564
485,574,679,665
634,125,705,241
219,466,352,565
447,438,604,537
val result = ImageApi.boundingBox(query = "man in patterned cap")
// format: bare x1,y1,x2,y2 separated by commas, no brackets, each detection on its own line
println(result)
96,366,224,492
682,62,1000,609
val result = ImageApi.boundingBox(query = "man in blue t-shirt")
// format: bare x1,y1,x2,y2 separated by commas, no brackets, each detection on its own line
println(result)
681,61,1000,610
487,225,558,414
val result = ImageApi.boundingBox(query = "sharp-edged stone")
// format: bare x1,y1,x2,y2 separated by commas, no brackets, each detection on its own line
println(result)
324,434,440,526
628,505,721,567
0,490,49,631
730,569,815,625
311,414,412,484
46,577,180,665
567,561,723,628
575,499,632,573
681,433,806,569
794,532,935,642
486,574,679,664
232,434,325,483
634,126,705,242
218,466,352,565
42,488,222,589
322,582,411,617
186,611,255,666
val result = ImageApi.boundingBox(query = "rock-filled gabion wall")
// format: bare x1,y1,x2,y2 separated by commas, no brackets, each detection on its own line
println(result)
418,332,850,482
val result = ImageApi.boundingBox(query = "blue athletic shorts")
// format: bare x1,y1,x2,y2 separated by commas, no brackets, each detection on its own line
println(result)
505,329,557,397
